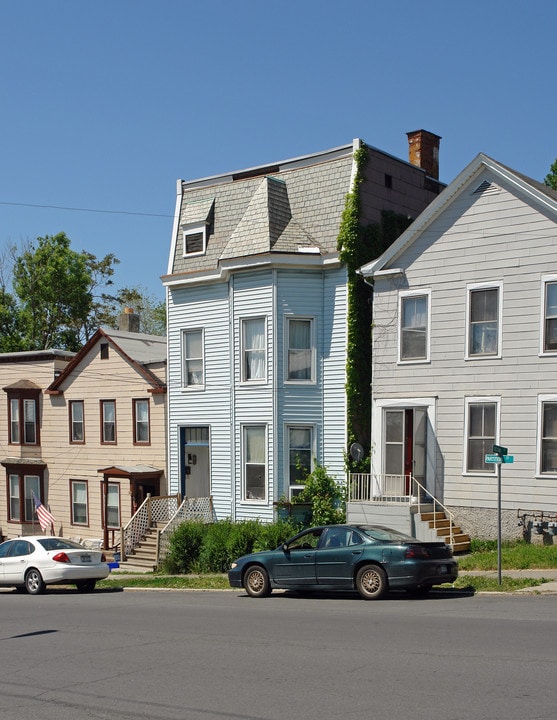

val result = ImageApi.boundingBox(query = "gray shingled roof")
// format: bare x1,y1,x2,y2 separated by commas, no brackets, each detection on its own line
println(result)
102,328,167,366
169,146,354,276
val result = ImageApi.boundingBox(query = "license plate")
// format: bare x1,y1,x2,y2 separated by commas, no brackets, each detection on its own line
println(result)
81,554,91,563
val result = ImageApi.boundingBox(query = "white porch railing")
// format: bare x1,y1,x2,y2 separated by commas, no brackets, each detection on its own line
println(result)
120,494,181,560
348,473,457,546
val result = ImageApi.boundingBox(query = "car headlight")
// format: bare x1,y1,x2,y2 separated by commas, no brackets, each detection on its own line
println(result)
230,562,238,569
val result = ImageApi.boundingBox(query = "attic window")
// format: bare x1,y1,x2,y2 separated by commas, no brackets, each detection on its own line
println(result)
472,180,500,196
100,343,109,359
183,226,207,257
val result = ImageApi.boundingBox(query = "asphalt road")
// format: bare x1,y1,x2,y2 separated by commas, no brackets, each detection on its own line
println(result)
0,587,555,720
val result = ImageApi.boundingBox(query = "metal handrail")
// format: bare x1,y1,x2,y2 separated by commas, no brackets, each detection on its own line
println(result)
348,473,456,546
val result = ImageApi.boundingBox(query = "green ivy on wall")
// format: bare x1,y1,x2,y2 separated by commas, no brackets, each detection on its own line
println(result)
337,145,413,471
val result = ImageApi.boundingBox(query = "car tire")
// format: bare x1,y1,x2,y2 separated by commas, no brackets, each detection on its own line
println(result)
76,580,97,593
25,569,45,595
355,564,387,600
244,566,271,598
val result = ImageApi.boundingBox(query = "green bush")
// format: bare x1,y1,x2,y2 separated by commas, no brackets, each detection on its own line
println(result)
252,519,301,552
162,521,208,574
162,519,302,574
292,462,346,526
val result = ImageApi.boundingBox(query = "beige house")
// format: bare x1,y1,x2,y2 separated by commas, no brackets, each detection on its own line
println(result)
0,312,167,548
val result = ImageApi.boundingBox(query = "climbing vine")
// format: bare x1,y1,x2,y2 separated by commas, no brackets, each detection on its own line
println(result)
337,144,413,471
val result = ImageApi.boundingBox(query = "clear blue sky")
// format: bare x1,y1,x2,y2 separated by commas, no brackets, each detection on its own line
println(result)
1,0,555,300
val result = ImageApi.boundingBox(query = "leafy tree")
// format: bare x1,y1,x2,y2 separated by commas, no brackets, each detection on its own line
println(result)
0,289,25,352
11,233,120,351
545,159,557,191
96,285,166,336
12,233,92,350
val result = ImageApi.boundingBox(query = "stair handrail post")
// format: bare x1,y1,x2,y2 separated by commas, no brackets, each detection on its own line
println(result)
120,525,126,561
155,527,161,568
147,493,152,528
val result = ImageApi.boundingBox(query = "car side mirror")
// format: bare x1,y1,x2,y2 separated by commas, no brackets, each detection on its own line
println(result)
282,543,289,552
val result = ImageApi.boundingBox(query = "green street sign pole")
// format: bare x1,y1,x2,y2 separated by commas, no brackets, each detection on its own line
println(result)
497,461,502,585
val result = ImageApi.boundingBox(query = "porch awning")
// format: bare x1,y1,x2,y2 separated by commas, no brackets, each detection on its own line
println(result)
97,464,163,479
1,456,47,467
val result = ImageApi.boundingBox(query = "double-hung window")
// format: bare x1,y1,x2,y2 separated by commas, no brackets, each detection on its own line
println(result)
71,480,88,525
69,400,85,443
133,399,150,444
101,400,116,444
243,425,267,501
287,426,313,499
465,398,499,473
542,277,557,353
8,472,42,523
399,290,430,362
182,329,204,388
286,317,314,382
467,283,501,358
241,317,266,382
8,393,39,445
539,398,557,474
104,483,120,529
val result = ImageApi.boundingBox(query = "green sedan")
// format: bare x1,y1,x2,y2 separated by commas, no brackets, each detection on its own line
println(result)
228,524,458,600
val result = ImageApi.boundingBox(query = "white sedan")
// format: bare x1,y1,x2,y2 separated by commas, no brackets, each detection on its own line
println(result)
0,536,110,594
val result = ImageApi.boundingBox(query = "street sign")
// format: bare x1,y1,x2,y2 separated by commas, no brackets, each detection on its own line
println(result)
493,444,508,455
485,454,502,463
501,455,514,463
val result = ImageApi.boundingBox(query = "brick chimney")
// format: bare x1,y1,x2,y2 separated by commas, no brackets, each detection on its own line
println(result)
119,307,140,333
406,130,441,180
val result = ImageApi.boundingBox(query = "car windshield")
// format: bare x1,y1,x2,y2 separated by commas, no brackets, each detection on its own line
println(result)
37,538,85,551
359,526,418,543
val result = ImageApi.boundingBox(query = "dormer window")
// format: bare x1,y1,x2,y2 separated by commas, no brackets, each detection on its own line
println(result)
180,197,214,259
183,225,207,257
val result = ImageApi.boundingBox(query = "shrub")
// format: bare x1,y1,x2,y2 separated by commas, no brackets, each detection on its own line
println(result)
162,521,208,574
292,462,346,526
163,519,303,574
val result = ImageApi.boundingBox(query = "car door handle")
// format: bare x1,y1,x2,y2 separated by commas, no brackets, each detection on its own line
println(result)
352,550,362,555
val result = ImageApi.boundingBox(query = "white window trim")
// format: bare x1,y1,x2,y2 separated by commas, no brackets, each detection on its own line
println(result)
536,394,557,477
240,316,267,385
465,281,503,360
284,315,316,384
181,328,205,391
182,223,207,258
462,396,501,476
285,423,316,498
539,274,557,356
240,424,268,504
397,288,431,364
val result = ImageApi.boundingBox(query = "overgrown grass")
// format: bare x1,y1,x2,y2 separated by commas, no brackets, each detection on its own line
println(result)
458,540,557,571
449,576,548,593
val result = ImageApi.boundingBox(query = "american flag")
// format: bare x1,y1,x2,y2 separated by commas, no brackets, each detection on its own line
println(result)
32,492,55,532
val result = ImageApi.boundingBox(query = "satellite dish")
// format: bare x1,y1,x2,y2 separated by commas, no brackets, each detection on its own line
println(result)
350,442,364,462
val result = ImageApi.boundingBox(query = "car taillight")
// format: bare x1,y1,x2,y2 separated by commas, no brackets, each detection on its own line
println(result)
404,545,430,559
53,552,71,563
101,553,106,562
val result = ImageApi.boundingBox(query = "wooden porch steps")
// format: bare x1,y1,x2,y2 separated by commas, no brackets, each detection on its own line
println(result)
420,511,471,554
119,524,160,570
